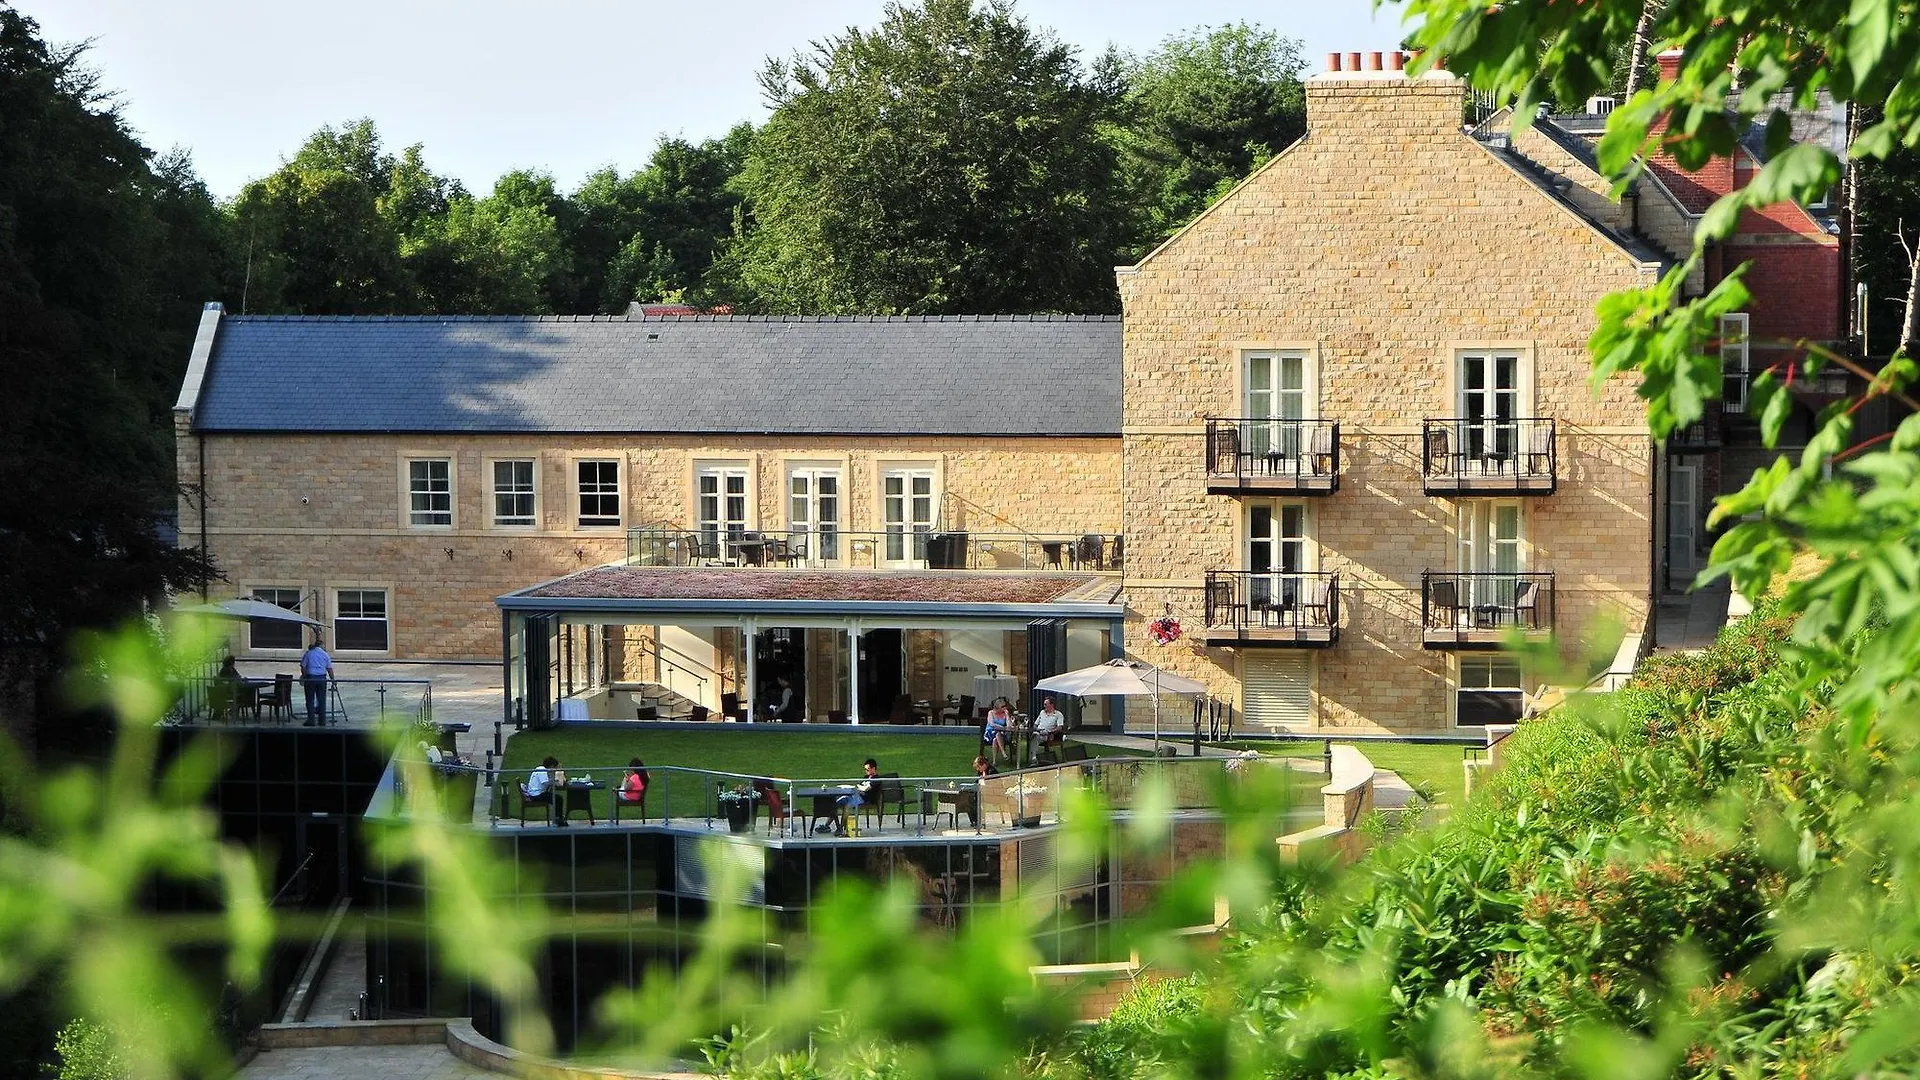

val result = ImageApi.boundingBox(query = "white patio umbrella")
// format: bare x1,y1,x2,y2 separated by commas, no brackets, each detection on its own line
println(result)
1034,658,1207,752
176,598,323,629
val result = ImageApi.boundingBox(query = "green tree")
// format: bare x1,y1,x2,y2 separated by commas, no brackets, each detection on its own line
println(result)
1112,23,1307,250
732,0,1127,314
0,7,218,762
229,119,415,314
407,170,568,314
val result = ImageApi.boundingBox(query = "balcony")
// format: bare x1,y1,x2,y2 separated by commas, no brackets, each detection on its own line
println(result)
1421,418,1557,495
626,527,1122,572
1204,419,1339,495
1421,571,1554,649
1201,570,1340,648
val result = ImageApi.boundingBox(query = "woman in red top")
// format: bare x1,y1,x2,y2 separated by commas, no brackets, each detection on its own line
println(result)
619,758,648,805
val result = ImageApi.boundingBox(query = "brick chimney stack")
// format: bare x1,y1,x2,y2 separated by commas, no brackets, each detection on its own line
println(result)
1306,49,1461,136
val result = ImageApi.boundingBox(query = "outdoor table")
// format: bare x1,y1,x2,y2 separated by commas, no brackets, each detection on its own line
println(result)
559,780,603,826
234,677,270,720
972,674,1018,712
794,785,854,833
728,538,768,566
919,786,975,830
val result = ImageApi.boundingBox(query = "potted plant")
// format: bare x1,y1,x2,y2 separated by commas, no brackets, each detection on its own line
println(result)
717,782,758,833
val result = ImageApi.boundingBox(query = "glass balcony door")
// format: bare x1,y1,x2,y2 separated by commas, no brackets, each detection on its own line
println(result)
882,469,934,565
1246,352,1308,471
789,468,842,564
1459,352,1521,466
1459,501,1522,610
1248,503,1309,617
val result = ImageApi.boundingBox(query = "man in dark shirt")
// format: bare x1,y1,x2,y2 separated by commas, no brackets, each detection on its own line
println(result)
836,758,880,836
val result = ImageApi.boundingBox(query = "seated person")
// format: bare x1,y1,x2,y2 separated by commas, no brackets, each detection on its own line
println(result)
211,655,243,722
972,754,997,780
982,699,1013,763
523,756,557,801
618,758,648,806
1033,697,1067,752
835,758,881,836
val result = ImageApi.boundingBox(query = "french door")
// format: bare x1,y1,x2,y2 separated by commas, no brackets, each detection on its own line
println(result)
1668,463,1699,586
1246,352,1308,467
1459,352,1521,464
697,468,748,548
789,469,842,562
1459,501,1522,608
1248,503,1308,612
882,469,935,564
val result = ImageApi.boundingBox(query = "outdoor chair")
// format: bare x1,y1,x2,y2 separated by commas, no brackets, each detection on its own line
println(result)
516,788,554,827
1428,578,1465,629
721,693,746,723
1042,541,1068,569
887,693,914,725
1514,580,1541,629
1303,578,1334,629
1525,425,1554,475
257,673,293,723
1426,426,1453,477
635,705,658,722
765,537,791,566
1058,743,1089,763
828,710,849,724
754,781,799,835
689,705,711,723
940,695,975,726
612,786,647,823
1308,424,1336,476
696,539,724,565
1074,534,1105,570
1248,575,1277,626
1210,424,1241,476
923,786,977,830
861,774,906,830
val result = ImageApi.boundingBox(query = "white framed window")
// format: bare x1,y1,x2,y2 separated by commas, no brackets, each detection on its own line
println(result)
491,459,536,528
1458,351,1524,461
1243,351,1314,464
407,458,452,527
1720,313,1751,413
1247,501,1311,610
788,466,842,562
333,588,390,653
1456,655,1524,725
248,587,306,651
1459,500,1524,609
882,468,936,563
575,459,621,528
696,465,750,548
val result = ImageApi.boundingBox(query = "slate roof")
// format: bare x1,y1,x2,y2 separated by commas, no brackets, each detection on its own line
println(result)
190,313,1122,436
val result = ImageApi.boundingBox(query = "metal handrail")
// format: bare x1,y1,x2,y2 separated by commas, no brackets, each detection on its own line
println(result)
1420,570,1556,633
1203,418,1340,486
625,526,1121,572
630,637,715,688
1202,570,1340,633
1420,417,1557,482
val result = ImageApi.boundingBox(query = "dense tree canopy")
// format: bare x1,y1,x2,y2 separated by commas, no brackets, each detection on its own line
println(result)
729,0,1129,314
1110,23,1307,247
0,6,217,755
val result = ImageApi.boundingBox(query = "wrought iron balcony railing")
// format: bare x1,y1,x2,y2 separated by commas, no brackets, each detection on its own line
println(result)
1204,418,1339,494
1420,417,1557,494
1201,570,1339,647
1421,571,1555,649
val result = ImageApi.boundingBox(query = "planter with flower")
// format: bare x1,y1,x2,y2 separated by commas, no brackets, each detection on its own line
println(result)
717,782,758,833
1147,616,1183,645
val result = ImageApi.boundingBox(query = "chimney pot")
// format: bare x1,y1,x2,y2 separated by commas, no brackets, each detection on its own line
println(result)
1347,52,1363,72
1390,50,1406,72
1327,52,1342,72
1368,51,1383,71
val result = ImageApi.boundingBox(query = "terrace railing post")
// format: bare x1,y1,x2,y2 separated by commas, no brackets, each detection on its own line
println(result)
493,721,503,758
1322,738,1333,778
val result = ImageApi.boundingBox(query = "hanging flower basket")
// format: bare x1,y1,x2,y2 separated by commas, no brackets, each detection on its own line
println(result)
1147,616,1183,645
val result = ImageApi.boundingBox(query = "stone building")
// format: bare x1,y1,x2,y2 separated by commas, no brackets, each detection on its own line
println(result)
172,55,1852,734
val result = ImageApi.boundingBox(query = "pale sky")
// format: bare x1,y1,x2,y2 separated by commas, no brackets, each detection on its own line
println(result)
20,0,1403,198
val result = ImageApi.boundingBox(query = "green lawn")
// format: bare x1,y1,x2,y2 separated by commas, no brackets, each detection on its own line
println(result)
1223,740,1469,806
498,727,1112,822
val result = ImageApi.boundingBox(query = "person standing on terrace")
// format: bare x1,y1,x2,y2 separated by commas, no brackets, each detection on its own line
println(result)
299,637,332,727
